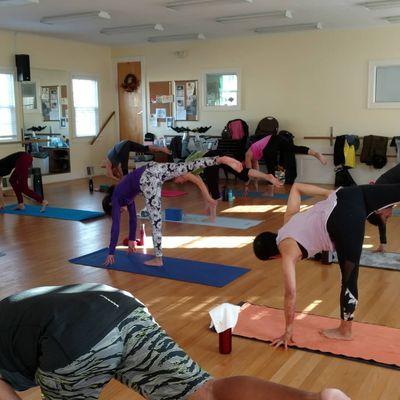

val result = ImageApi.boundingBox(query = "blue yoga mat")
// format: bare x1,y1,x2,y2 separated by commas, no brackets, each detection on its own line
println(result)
70,248,250,287
1,204,105,221
233,189,310,200
139,213,262,229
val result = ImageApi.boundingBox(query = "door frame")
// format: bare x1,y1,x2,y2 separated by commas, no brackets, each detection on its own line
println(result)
113,56,147,142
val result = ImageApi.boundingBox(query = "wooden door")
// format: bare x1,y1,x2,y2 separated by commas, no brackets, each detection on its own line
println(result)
117,61,143,142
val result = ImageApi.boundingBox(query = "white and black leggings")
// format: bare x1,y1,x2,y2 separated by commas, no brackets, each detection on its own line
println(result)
139,157,219,257
326,184,400,321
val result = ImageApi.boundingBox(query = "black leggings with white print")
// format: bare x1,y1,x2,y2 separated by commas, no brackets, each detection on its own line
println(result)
139,157,219,257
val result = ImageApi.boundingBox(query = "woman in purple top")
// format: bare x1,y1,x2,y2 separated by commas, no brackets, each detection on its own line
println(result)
102,156,243,267
252,182,400,346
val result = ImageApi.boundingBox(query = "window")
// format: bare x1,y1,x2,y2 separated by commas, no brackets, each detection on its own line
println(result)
72,77,99,137
203,69,240,110
368,60,400,108
0,72,17,142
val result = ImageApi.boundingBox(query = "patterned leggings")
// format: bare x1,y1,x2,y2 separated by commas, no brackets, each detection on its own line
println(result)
139,157,218,257
36,307,211,400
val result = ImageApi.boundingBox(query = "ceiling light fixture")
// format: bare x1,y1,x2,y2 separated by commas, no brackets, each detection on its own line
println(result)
383,14,400,22
40,10,111,25
148,33,205,43
216,10,292,23
359,0,400,10
100,24,164,35
166,0,253,10
0,0,38,5
254,22,322,34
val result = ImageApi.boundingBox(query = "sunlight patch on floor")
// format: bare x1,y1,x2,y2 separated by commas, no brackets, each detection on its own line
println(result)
362,244,374,249
296,300,322,320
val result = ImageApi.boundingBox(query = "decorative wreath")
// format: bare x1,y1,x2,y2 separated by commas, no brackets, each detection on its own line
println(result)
121,73,140,93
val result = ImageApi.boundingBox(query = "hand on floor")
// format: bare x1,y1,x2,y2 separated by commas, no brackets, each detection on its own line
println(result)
128,240,136,254
104,254,115,266
271,331,294,350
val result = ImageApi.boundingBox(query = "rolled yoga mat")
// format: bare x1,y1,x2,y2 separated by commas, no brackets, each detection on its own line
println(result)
70,248,250,288
1,204,105,221
232,302,400,369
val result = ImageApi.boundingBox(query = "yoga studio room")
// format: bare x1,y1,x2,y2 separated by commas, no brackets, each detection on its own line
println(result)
2,1,400,399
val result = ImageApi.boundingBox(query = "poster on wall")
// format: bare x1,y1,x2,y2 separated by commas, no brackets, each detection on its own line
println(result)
41,85,60,121
174,80,198,121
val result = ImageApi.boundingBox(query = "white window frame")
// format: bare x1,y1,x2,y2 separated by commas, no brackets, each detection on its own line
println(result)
0,68,19,144
202,68,241,111
71,74,100,138
368,59,400,109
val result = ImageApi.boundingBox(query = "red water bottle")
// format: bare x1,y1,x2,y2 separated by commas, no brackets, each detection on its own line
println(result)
137,224,146,246
219,328,232,354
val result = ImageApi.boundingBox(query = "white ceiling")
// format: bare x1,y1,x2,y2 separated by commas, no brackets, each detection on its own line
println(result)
0,0,400,45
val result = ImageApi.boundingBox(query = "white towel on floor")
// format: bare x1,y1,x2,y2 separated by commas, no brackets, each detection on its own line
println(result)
209,303,241,333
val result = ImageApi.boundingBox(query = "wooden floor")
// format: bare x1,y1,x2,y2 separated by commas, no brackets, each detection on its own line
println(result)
1,177,400,400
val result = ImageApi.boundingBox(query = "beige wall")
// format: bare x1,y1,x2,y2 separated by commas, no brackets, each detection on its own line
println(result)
0,30,116,184
112,25,400,183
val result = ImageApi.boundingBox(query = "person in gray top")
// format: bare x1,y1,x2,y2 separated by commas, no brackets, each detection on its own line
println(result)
0,284,350,400
103,140,170,180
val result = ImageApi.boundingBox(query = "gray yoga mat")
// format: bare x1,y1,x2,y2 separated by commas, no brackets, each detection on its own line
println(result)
333,250,400,271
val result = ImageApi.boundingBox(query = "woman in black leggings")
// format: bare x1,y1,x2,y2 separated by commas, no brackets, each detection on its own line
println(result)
252,182,400,347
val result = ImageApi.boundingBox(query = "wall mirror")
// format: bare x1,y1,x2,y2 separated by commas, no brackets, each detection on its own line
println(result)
21,68,70,175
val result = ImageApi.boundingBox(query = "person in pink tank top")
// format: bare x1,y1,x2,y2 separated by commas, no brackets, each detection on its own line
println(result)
244,135,327,190
253,182,400,347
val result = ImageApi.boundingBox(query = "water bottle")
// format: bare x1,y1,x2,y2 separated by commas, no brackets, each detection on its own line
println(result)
228,189,234,202
89,178,94,194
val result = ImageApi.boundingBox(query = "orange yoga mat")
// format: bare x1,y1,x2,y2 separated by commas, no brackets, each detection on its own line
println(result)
233,303,400,369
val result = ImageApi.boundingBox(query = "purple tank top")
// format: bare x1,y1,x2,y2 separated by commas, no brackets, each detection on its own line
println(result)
276,191,338,257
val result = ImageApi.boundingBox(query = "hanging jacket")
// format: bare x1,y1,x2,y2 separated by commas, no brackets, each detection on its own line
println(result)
360,135,388,169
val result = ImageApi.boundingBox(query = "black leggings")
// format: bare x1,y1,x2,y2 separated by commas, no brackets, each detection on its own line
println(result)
262,135,309,173
327,184,400,320
201,150,250,199
120,141,149,175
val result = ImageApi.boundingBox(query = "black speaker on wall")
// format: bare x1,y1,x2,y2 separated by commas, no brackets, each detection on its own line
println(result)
15,54,31,82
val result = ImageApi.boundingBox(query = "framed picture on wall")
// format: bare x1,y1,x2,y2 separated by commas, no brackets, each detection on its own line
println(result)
174,80,198,121
41,85,60,121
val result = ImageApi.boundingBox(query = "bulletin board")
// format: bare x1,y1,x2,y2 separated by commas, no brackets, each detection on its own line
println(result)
41,85,59,121
149,81,173,127
174,80,198,121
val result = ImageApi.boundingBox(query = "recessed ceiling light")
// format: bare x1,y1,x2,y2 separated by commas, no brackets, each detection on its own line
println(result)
148,33,205,42
100,24,164,35
0,0,38,5
359,0,400,10
166,0,252,10
254,22,322,34
216,10,292,23
40,10,111,25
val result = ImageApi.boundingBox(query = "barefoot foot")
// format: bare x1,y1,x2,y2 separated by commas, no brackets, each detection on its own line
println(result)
320,388,351,400
14,203,25,210
144,257,163,267
317,153,328,165
320,327,352,341
40,200,48,213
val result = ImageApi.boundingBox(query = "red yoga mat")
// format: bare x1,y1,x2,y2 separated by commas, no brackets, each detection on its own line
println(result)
233,303,400,369
161,189,188,197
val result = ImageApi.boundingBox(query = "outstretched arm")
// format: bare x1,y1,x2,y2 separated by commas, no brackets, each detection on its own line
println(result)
285,183,333,224
148,145,171,155
0,380,22,400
